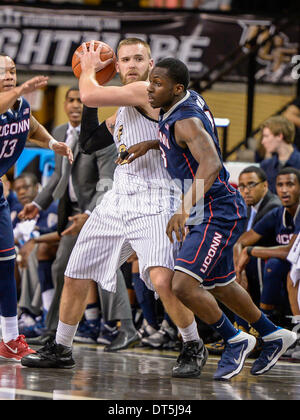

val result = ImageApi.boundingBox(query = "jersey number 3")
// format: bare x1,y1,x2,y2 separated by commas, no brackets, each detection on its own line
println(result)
0,139,18,159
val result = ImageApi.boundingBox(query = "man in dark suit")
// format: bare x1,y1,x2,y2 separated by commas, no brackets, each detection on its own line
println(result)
234,165,281,306
19,87,118,342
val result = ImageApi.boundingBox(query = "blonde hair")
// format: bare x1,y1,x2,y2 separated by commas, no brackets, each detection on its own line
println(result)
117,38,151,59
260,115,295,144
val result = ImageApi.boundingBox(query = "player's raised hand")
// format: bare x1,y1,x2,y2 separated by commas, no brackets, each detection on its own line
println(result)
18,76,48,95
18,202,40,220
77,41,113,73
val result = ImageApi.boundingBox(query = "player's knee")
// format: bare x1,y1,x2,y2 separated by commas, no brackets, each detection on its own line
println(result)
171,275,188,301
63,276,91,295
151,276,171,298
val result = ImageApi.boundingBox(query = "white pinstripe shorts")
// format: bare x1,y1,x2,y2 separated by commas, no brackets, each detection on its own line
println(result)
65,189,180,292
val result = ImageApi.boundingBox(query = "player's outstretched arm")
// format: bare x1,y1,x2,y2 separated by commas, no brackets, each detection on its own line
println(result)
28,114,73,164
0,76,48,114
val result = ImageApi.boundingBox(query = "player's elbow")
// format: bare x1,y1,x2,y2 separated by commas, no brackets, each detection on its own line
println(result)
211,158,222,178
80,91,91,106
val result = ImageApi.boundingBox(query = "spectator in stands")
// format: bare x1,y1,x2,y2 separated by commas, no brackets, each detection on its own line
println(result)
234,166,281,306
235,167,300,325
260,116,300,194
283,98,300,151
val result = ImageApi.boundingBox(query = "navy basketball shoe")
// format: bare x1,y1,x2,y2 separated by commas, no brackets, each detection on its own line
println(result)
214,331,256,380
251,328,297,375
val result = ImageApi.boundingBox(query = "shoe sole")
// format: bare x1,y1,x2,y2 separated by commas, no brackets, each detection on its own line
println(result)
172,346,209,378
21,359,75,369
251,331,297,375
214,335,257,381
0,355,21,362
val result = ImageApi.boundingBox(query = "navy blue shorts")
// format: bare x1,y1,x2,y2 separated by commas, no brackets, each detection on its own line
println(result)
174,217,246,289
0,185,15,262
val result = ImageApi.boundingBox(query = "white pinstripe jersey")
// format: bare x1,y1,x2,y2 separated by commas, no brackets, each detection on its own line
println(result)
112,106,181,212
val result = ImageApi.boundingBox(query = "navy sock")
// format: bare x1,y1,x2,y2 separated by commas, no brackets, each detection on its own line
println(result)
234,315,250,332
250,312,278,337
210,313,239,342
0,260,17,317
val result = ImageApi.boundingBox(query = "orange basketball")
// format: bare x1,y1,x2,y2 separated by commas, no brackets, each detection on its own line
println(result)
72,41,117,85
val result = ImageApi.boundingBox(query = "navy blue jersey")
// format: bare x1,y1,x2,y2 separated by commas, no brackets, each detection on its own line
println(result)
0,97,30,181
294,211,300,234
253,206,299,245
158,90,246,223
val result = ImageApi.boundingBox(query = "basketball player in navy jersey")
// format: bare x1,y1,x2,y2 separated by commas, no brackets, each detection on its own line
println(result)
128,57,297,380
0,55,72,361
21,39,208,376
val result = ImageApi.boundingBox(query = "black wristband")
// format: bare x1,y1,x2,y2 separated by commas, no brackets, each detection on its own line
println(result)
246,246,254,257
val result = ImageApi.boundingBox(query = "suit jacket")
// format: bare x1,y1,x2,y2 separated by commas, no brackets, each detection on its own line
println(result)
247,190,281,246
34,123,117,232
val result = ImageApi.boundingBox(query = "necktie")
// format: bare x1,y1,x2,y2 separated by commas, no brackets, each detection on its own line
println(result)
246,206,257,231
52,128,78,200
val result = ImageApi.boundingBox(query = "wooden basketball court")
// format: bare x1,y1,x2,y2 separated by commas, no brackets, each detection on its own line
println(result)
0,342,299,401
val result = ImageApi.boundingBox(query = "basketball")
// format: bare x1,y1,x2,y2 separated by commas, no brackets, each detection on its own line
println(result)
72,41,117,85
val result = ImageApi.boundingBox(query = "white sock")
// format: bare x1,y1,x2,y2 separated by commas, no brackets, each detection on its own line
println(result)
42,289,55,313
55,320,78,348
177,319,200,343
1,316,19,343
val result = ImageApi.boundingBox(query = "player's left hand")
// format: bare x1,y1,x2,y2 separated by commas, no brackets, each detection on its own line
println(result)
52,141,73,164
166,209,189,243
61,213,89,236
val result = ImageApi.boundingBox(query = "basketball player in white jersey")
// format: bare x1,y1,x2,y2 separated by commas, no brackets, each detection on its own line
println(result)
21,38,207,377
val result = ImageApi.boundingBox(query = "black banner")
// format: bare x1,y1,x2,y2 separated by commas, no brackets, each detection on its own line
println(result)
0,5,299,84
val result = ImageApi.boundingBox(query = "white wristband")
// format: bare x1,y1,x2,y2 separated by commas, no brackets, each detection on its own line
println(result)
49,138,58,150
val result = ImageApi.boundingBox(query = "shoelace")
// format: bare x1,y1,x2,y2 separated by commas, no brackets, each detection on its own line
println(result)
177,342,199,363
36,339,56,355
16,335,30,349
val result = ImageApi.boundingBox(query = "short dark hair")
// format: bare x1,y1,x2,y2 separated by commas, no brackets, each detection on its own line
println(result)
276,167,300,184
14,172,38,186
239,165,267,182
155,58,190,90
65,87,79,100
